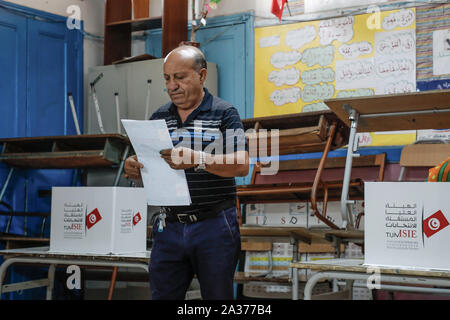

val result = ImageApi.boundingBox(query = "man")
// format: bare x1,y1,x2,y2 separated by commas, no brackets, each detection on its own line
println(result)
124,46,249,300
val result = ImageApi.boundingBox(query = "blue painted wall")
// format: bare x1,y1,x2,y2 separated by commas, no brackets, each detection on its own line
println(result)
0,1,83,299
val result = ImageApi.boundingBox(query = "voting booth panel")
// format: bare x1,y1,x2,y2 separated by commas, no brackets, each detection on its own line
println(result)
365,182,450,271
50,187,147,254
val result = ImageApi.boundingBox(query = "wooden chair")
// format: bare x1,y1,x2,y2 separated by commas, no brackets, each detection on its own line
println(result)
398,139,450,181
237,153,386,230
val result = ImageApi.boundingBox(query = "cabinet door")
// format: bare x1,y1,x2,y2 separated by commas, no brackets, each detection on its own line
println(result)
0,9,27,235
0,9,27,138
195,23,248,119
26,18,83,225
27,19,73,136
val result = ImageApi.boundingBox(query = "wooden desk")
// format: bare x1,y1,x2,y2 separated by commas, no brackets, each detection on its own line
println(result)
325,89,450,228
290,258,450,300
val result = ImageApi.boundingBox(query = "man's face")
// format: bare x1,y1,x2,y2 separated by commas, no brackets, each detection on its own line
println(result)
163,52,206,110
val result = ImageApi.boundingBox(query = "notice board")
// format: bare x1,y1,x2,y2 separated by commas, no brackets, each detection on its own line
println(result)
254,8,417,146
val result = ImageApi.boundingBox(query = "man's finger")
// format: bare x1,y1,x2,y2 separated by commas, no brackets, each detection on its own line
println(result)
160,149,172,156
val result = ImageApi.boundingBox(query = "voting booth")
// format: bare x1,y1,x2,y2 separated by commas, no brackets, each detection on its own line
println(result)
365,182,450,271
50,187,147,254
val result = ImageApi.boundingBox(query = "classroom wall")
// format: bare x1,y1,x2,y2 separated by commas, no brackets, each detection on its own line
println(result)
5,0,106,130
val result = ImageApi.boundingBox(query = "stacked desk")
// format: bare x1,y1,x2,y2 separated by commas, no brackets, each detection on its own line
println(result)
284,89,450,300
290,259,450,300
325,89,450,228
0,134,131,299
0,246,149,300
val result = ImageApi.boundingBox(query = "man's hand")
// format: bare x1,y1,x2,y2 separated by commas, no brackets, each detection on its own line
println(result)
160,147,198,170
124,155,144,180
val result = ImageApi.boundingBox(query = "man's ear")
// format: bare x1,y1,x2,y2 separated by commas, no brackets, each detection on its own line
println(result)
199,68,207,83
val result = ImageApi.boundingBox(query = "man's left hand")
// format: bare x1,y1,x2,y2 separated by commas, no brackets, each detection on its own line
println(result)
160,147,198,170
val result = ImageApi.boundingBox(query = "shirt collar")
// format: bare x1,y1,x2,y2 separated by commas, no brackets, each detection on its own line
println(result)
169,88,212,115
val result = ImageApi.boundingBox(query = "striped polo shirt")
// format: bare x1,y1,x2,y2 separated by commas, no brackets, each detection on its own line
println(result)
150,88,248,210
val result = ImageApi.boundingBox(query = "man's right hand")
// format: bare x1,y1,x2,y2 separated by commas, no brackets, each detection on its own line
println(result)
124,155,144,180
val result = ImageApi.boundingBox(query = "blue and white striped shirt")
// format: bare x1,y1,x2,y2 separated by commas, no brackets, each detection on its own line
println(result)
150,88,248,209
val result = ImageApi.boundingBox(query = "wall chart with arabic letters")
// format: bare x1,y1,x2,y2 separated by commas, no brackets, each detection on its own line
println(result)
254,8,417,146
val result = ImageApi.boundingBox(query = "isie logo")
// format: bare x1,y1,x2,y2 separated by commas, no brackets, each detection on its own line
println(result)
133,212,142,226
86,208,102,230
423,210,449,238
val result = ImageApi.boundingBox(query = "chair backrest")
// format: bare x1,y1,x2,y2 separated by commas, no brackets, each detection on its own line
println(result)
251,153,387,184
398,140,450,181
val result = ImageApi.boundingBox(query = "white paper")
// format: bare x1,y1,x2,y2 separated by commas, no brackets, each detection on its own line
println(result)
433,29,450,76
121,119,191,206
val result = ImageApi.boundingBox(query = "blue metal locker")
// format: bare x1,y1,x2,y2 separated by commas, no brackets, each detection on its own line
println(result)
0,1,84,299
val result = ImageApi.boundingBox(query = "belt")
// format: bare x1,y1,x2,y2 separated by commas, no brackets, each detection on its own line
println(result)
164,199,236,224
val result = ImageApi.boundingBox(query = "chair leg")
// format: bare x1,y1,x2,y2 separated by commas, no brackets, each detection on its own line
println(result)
310,122,340,229
107,267,118,300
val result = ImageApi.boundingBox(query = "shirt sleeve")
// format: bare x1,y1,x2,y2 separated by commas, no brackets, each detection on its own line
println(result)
221,107,248,153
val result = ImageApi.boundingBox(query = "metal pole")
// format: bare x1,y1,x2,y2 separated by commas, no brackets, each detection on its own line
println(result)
340,107,359,229
46,264,56,300
360,108,450,119
68,93,81,135
115,93,121,134
291,235,299,300
0,167,14,203
113,145,130,187
90,73,105,134
144,80,152,120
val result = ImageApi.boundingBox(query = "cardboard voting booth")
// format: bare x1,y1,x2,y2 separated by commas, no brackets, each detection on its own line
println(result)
365,182,450,271
50,187,147,254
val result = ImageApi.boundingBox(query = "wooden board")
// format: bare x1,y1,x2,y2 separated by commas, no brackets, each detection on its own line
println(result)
325,89,450,133
237,179,364,203
0,246,149,263
239,226,326,244
0,134,129,168
243,111,349,155
290,258,450,279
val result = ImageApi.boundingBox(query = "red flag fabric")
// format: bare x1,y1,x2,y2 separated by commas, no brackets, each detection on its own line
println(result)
423,210,449,238
271,0,287,20
86,208,102,230
133,212,142,226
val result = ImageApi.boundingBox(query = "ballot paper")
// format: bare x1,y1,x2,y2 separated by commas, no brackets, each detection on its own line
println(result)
121,119,191,206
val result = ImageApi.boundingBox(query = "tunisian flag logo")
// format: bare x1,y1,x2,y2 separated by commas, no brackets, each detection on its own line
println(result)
86,208,102,229
423,210,449,238
133,212,142,226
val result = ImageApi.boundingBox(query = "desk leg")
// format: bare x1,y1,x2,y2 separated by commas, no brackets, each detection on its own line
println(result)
340,107,359,229
0,258,16,299
291,236,299,300
46,264,55,300
108,267,118,300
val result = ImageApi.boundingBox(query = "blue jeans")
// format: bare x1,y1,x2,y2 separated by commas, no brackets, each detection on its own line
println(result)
149,206,241,300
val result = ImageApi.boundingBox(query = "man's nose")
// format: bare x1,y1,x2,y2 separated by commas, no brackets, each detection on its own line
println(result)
166,78,179,92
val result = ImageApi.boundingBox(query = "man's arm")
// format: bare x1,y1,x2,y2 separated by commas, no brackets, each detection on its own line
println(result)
160,148,249,178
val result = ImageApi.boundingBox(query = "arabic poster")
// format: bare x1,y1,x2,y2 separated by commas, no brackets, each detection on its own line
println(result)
254,8,417,146
433,28,450,76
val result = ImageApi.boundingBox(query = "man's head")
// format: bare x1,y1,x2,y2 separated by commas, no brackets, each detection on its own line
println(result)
163,46,208,110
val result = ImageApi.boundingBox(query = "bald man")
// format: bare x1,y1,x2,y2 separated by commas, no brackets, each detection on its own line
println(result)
124,46,249,300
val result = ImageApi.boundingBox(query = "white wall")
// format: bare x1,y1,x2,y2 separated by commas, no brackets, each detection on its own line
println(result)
6,0,105,129
149,0,272,20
